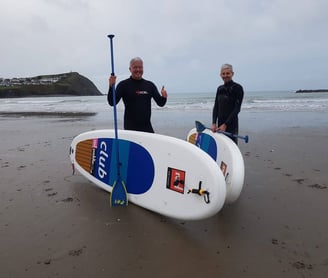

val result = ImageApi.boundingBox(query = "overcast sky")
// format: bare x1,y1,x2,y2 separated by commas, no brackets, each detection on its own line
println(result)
1,0,328,94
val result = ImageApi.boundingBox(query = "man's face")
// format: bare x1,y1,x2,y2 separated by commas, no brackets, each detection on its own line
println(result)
220,68,233,83
129,61,143,80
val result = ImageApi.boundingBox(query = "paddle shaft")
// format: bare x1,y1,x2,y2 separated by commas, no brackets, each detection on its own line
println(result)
217,130,249,143
108,34,121,176
195,121,249,143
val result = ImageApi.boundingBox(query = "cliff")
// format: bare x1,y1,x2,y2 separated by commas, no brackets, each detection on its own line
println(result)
0,72,103,98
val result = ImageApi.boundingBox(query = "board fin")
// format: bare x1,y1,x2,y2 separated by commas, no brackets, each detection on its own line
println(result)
110,180,128,206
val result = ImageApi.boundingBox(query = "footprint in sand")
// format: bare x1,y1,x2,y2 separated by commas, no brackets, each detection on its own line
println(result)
292,261,313,270
62,197,74,202
1,162,9,168
308,184,327,190
47,192,58,197
293,178,305,184
68,246,86,257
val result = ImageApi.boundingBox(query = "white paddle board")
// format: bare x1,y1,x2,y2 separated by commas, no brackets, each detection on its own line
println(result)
69,129,226,220
187,128,245,204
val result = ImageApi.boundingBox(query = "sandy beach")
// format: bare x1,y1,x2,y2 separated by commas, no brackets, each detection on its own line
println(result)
1,111,328,278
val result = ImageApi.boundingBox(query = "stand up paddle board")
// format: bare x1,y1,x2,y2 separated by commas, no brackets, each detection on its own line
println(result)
70,129,226,220
187,128,245,204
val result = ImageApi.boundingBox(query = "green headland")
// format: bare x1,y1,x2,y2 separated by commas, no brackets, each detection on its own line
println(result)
0,72,102,98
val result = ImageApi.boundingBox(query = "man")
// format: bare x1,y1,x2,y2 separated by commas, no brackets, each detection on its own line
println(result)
211,64,244,144
108,57,167,133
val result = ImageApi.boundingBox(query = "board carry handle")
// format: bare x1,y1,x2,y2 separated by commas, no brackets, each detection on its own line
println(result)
195,121,249,143
188,181,210,204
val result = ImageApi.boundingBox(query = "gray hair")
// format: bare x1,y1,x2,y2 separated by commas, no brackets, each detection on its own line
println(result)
221,63,233,72
130,57,143,67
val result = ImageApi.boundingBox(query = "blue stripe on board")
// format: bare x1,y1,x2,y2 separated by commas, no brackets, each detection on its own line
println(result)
118,140,130,185
196,133,217,160
126,142,154,194
108,138,117,186
93,138,154,194
107,139,130,187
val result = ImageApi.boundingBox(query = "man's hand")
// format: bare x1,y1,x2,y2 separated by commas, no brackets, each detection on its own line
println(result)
109,75,117,87
161,85,168,98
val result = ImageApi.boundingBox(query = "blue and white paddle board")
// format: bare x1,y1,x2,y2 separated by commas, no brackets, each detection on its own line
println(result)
69,129,226,220
187,128,245,204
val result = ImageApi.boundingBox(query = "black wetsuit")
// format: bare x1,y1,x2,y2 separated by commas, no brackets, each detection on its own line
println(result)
212,80,244,143
108,77,167,133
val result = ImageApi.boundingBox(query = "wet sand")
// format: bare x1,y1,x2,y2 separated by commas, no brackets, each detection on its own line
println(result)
1,112,328,278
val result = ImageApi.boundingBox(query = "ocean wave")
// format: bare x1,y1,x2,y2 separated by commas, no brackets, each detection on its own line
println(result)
1,91,328,114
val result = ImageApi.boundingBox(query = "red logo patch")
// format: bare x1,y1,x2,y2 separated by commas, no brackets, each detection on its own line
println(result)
166,167,185,194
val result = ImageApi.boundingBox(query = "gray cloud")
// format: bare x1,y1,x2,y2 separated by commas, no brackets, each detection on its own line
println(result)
1,0,328,93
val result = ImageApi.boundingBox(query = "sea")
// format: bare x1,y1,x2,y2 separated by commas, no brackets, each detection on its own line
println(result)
1,90,328,113
1,90,328,132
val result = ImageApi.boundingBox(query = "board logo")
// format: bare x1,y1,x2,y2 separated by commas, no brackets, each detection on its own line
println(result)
220,161,230,181
166,167,185,194
220,161,227,176
90,138,111,182
90,139,98,175
97,140,109,179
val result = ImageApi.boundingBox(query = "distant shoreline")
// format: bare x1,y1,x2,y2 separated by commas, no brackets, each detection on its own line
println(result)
0,72,102,98
295,89,328,93
0,111,97,118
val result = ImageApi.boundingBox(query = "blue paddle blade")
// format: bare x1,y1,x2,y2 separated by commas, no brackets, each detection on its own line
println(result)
195,121,206,133
110,180,128,206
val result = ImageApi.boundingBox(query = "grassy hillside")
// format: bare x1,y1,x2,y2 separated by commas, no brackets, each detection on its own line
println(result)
0,72,103,98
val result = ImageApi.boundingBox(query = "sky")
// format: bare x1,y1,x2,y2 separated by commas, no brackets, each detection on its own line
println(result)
1,0,328,94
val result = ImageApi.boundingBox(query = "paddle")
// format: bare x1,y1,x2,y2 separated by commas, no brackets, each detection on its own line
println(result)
195,121,249,143
107,34,128,206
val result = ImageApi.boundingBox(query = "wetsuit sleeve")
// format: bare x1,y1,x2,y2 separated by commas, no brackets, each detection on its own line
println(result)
151,83,167,107
212,89,219,124
107,83,123,106
225,85,244,125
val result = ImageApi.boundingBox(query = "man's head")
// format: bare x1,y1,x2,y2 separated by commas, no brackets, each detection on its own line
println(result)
129,57,143,80
220,63,234,84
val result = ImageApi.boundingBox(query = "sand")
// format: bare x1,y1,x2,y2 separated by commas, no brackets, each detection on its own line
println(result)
1,112,328,278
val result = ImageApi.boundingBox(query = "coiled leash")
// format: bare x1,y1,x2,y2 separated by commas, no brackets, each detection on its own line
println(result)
188,181,210,204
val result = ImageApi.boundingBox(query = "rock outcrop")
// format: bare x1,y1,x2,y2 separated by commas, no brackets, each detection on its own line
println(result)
0,72,103,98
